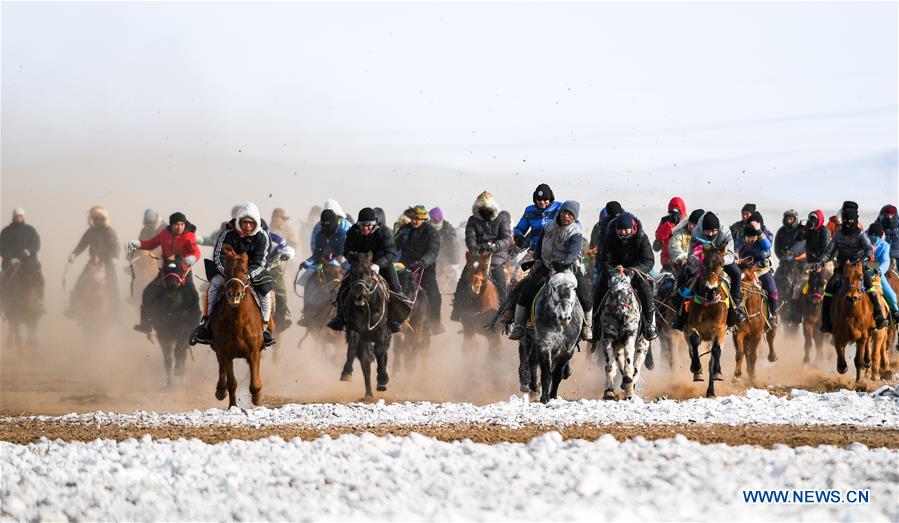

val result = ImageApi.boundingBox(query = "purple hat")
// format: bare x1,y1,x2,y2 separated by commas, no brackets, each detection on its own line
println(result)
429,207,444,223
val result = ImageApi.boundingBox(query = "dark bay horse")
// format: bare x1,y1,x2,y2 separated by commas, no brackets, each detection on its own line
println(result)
210,244,267,408
684,244,729,397
732,266,777,386
393,266,431,373
296,261,344,351
150,256,200,388
1,256,43,351
800,265,827,364
830,261,874,387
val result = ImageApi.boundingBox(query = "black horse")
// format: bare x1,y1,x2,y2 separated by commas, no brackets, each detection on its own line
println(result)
148,256,201,387
1,255,43,352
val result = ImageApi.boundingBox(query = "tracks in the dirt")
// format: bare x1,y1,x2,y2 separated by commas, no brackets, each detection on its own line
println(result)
2,419,897,448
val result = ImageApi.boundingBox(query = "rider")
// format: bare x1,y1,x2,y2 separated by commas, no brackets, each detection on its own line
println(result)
814,205,885,332
731,203,756,252
67,206,121,308
128,212,201,333
265,226,296,332
190,202,277,347
593,212,658,340
451,191,513,320
513,183,562,252
0,208,45,308
670,211,748,330
653,197,687,272
309,199,353,247
590,201,623,257
326,207,405,334
878,204,899,268
866,222,899,322
200,204,241,247
737,211,779,326
297,209,347,326
774,210,800,261
269,208,299,249
509,200,593,341
429,207,459,267
668,209,704,271
395,205,444,334
795,210,831,265
139,209,165,246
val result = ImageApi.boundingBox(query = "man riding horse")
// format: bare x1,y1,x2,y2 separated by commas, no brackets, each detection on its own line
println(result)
0,208,45,310
394,205,444,334
730,203,756,252
451,191,513,321
877,204,899,269
654,196,687,273
297,208,347,326
509,200,592,341
327,207,406,334
670,211,748,330
66,205,121,312
866,222,899,322
191,202,277,347
513,183,561,252
593,211,658,341
668,209,704,271
129,212,201,334
737,211,779,327
814,204,886,332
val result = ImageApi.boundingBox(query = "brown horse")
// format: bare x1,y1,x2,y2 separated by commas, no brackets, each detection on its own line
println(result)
1,256,43,352
684,244,729,397
865,273,892,382
210,244,268,408
457,251,502,352
393,267,431,373
732,267,777,386
830,261,874,387
888,260,899,352
800,265,827,364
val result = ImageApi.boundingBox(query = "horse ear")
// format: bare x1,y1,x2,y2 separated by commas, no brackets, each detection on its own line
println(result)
465,251,473,263
222,244,236,257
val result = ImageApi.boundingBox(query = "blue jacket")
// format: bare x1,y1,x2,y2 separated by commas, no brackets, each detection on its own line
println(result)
307,227,347,265
871,237,891,275
738,229,774,268
514,201,562,250
310,217,352,253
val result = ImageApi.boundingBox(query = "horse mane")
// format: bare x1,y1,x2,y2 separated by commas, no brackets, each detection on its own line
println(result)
221,244,248,278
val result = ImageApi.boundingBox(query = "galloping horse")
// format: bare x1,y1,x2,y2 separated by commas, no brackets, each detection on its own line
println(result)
393,266,431,373
865,273,892,382
800,265,827,364
653,269,681,370
456,250,502,351
732,266,777,386
210,244,268,408
151,256,200,388
296,260,344,351
531,269,582,403
67,255,112,335
599,266,649,400
1,256,43,351
339,252,393,400
830,261,874,387
684,244,729,397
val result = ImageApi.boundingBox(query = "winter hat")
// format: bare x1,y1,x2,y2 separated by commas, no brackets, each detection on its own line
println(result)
429,207,444,223
373,207,387,226
688,209,705,225
143,208,158,225
533,183,555,204
169,212,187,225
867,222,884,238
881,204,897,216
271,208,289,221
842,207,859,222
783,209,798,220
748,211,764,227
842,201,858,212
11,208,25,220
358,207,377,224
559,200,580,221
741,203,757,214
702,212,720,231
614,212,637,230
605,201,623,218
412,205,429,220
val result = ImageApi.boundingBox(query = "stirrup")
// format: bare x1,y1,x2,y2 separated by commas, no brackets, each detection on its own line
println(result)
326,317,344,331
263,329,276,347
509,323,526,341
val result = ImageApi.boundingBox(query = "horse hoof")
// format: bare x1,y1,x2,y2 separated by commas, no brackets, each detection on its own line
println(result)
340,372,352,382
215,389,226,401
251,394,262,406
376,384,387,392
603,390,616,400
520,383,530,393
731,375,741,385
768,353,778,363
705,391,716,399
712,372,723,382
693,373,704,382
837,361,848,374
802,355,810,364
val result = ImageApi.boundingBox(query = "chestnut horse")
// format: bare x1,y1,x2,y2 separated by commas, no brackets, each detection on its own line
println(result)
684,244,729,397
800,265,827,364
456,250,502,352
830,261,874,387
732,266,777,386
888,261,899,352
210,244,269,408
865,273,892,382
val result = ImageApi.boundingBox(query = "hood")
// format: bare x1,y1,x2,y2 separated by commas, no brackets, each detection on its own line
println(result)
782,209,798,227
667,197,686,217
324,199,347,219
88,205,110,226
559,200,580,221
810,210,825,231
11,207,25,222
472,191,500,221
234,202,263,236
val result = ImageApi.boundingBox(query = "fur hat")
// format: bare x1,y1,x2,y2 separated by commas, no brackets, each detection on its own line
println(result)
88,205,109,226
472,191,500,221
412,205,429,220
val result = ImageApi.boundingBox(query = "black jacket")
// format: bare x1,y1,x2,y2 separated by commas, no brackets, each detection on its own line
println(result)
344,223,397,269
599,222,654,274
0,222,41,269
73,225,120,262
774,224,799,259
214,227,270,281
796,226,830,264
395,222,441,269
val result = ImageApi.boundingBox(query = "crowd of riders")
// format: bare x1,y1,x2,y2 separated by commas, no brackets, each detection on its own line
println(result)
2,191,898,348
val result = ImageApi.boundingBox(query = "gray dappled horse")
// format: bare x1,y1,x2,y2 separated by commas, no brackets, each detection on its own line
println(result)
598,266,649,400
531,269,582,404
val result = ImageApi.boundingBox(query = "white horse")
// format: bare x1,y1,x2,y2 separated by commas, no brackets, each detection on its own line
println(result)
598,266,649,400
532,269,583,403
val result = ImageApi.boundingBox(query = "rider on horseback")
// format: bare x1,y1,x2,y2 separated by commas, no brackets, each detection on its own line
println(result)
0,208,45,309
737,211,780,327
878,204,899,269
297,208,347,326
794,210,830,265
730,203,756,252
866,222,899,322
670,211,748,330
66,206,121,310
451,191,513,320
513,184,561,252
429,207,459,266
191,202,277,347
395,205,445,334
509,200,593,341
592,211,658,340
327,207,406,334
589,201,623,259
813,204,886,332
653,196,687,272
129,212,201,334
668,209,704,270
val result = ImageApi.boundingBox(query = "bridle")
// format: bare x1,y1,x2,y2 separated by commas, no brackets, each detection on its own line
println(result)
347,271,387,331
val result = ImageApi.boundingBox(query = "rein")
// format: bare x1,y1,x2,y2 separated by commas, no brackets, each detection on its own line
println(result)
348,273,388,331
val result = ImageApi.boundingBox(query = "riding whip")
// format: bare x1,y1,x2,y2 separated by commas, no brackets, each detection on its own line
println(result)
127,246,137,297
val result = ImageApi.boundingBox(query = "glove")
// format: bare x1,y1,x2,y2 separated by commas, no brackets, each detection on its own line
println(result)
811,262,822,272
481,242,496,253
10,258,20,265
128,240,141,250
551,262,569,273
369,263,380,274
513,235,527,249
22,249,30,257
279,246,295,261
302,259,315,270
68,253,76,264
184,255,198,266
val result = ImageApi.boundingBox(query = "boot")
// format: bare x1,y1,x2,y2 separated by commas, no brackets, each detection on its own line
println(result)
642,313,658,340
133,305,152,334
263,328,276,347
820,296,833,333
869,293,887,329
767,299,779,329
189,316,212,346
581,307,594,341
326,315,345,331
891,309,899,323
388,321,404,333
732,300,748,324
430,319,445,335
671,301,687,331
508,305,528,341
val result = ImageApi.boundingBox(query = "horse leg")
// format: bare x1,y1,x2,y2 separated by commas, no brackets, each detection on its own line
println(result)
549,355,567,400
835,340,848,375
870,334,882,382
602,340,617,400
854,337,868,390
161,340,174,389
215,351,227,401
224,357,238,408
766,325,778,363
174,342,188,379
538,347,552,404
687,332,702,381
802,325,812,364
518,340,531,393
632,339,648,398
341,336,356,382
707,340,722,398
732,332,745,382
620,338,636,400
376,338,390,392
746,336,760,387
528,339,540,394
359,341,374,400
249,349,263,406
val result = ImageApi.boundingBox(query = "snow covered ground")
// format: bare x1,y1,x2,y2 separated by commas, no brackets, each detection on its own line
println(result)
10,387,899,429
2,433,897,522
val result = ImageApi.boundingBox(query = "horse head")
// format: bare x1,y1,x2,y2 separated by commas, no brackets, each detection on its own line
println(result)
161,255,188,292
322,259,345,294
347,251,375,306
465,251,491,295
609,265,636,312
807,265,826,303
700,244,726,290
548,268,578,326
842,260,865,306
221,244,250,308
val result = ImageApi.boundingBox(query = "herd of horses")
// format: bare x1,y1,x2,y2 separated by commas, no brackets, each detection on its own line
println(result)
4,237,897,407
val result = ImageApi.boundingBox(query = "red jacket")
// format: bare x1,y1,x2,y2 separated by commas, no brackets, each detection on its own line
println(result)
140,228,201,262
654,197,687,266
